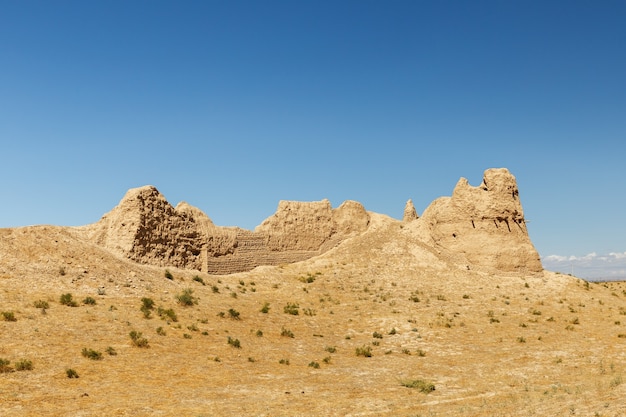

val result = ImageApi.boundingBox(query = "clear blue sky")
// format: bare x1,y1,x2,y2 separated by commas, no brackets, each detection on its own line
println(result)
1,1,625,279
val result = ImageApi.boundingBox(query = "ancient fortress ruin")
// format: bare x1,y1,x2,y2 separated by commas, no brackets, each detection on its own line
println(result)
81,168,543,275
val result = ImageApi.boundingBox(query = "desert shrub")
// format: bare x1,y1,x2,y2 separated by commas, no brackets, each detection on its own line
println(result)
1,311,16,322
0,358,13,373
83,296,97,305
308,361,320,369
299,273,316,284
141,297,155,310
129,330,149,348
81,348,102,360
355,345,372,357
284,303,299,315
211,285,219,293
59,267,66,276
517,336,526,343
325,346,337,353
187,323,199,332
157,307,178,322
66,368,79,378
60,293,78,307
105,346,117,356
156,326,166,336
303,308,316,316
14,359,33,371
260,302,270,314
256,330,263,337
416,349,426,357
372,331,383,339
227,336,241,348
323,356,332,364
228,308,241,320
176,288,198,306
33,300,50,310
183,333,192,339
164,270,174,280
281,327,295,338
400,379,435,393
279,358,290,365
192,275,205,285
388,328,397,335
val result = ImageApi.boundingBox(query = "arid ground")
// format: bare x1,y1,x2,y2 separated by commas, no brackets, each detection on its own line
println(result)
2,219,626,417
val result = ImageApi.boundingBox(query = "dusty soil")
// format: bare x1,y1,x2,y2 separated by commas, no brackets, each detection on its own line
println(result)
1,223,626,416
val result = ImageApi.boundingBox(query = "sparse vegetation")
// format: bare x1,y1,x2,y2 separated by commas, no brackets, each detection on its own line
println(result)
83,296,97,305
227,336,241,348
60,293,78,307
308,361,320,369
228,308,241,320
355,345,372,357
372,331,383,339
157,307,178,322
164,269,174,280
284,302,299,315
156,327,166,336
129,330,149,348
176,288,198,306
400,379,435,393
33,300,50,310
325,346,336,353
279,358,290,365
192,275,206,285
2,311,17,322
66,368,79,378
281,327,295,338
105,346,117,356
260,302,270,314
0,358,14,373
82,348,103,360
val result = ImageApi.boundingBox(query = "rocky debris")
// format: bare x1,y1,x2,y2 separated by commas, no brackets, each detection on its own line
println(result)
403,199,418,222
415,168,543,274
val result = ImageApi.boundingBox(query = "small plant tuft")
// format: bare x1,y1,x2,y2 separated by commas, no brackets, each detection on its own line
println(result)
2,311,17,322
60,293,78,307
356,345,372,357
192,275,206,285
83,296,97,305
81,348,103,360
400,379,436,393
176,288,198,306
15,359,33,371
129,330,149,348
164,270,174,280
34,300,50,310
260,302,270,314
227,336,241,348
0,358,14,373
228,308,241,320
66,368,79,378
105,346,117,356
281,327,295,338
284,303,299,315
308,361,320,369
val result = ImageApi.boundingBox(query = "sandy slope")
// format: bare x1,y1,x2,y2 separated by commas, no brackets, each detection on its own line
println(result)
1,221,626,416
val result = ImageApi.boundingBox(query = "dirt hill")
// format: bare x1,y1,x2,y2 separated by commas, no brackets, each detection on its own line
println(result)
1,168,625,416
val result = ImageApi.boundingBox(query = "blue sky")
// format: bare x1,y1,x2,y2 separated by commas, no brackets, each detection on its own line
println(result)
1,1,625,280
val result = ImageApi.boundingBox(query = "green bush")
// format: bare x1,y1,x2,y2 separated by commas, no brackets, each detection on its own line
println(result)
260,302,270,314
14,359,33,371
192,275,206,285
400,379,435,393
157,307,178,322
129,330,149,348
105,346,117,356
60,293,78,307
355,345,372,357
227,336,241,348
228,308,241,320
281,327,294,338
0,358,13,373
284,303,299,315
156,326,166,336
372,331,383,339
83,297,97,305
176,288,198,306
81,348,103,360
66,368,79,378
1,311,16,322
308,361,320,369
33,300,50,310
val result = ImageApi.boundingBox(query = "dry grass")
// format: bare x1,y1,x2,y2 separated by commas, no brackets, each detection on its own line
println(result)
1,225,626,416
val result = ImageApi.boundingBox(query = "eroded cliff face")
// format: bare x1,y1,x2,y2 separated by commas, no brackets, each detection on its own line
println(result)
82,188,370,274
82,168,542,276
417,168,543,274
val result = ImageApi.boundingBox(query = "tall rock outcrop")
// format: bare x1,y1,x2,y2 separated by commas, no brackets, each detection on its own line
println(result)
416,168,543,274
403,199,418,222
